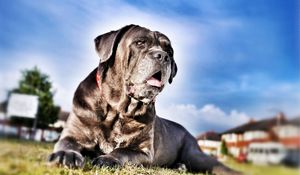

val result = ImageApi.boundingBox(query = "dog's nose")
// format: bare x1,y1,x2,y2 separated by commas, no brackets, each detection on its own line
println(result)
152,51,169,62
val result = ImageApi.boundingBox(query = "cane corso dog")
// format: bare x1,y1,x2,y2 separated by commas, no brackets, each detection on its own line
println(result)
49,25,241,175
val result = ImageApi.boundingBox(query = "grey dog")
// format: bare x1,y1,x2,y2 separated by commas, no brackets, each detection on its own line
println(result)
48,25,241,175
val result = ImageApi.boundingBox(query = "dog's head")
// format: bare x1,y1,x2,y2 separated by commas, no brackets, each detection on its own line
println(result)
94,25,177,104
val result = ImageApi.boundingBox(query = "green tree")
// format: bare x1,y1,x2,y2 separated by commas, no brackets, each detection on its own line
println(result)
220,139,228,156
10,66,60,129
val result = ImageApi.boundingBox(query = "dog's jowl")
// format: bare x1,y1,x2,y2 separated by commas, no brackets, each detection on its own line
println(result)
48,25,241,175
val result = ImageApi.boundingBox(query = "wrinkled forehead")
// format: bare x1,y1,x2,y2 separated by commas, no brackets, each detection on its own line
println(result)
122,26,171,44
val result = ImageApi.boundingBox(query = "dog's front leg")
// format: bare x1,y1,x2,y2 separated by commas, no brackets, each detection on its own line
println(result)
92,148,152,167
48,136,85,168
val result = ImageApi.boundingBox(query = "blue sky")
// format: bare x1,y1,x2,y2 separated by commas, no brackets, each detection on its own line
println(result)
0,0,299,135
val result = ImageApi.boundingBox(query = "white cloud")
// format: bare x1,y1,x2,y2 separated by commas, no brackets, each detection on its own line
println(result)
156,103,250,135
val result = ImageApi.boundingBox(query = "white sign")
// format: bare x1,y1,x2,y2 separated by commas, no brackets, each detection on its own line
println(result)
7,93,39,118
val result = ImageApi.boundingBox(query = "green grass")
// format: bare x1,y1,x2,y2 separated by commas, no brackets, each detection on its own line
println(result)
0,138,298,175
225,157,299,175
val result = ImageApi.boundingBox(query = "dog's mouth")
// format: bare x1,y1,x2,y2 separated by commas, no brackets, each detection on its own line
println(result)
146,71,163,88
126,70,165,104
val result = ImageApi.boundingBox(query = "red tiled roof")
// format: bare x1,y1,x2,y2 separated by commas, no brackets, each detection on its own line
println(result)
222,113,288,134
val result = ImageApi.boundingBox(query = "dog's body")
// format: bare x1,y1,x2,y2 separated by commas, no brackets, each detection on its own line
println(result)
49,25,241,174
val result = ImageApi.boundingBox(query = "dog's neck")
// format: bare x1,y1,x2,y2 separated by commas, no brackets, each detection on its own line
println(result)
97,68,155,119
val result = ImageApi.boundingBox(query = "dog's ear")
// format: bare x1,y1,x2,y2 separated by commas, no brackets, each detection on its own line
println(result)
94,25,135,63
168,57,177,84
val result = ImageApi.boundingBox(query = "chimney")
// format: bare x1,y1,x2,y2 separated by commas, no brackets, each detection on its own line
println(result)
276,112,285,126
248,118,256,123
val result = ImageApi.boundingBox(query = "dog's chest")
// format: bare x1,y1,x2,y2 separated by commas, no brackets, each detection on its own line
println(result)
98,115,147,154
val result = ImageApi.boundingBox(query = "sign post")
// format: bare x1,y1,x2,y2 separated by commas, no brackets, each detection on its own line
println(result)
7,93,39,140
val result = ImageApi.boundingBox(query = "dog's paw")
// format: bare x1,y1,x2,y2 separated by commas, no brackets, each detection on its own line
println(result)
48,150,84,168
92,155,121,168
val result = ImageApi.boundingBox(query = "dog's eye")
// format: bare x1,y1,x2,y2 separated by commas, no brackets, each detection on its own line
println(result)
136,40,146,47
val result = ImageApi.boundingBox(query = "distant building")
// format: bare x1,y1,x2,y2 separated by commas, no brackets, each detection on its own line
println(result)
196,131,221,157
221,113,300,166
273,117,300,148
272,117,300,166
0,100,69,142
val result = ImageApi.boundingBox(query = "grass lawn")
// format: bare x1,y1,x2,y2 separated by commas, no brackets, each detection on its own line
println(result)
0,138,298,175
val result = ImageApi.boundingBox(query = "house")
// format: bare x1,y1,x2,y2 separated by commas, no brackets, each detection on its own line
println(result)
272,117,300,166
273,117,300,148
0,100,69,142
196,131,221,157
221,113,287,157
221,113,300,166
